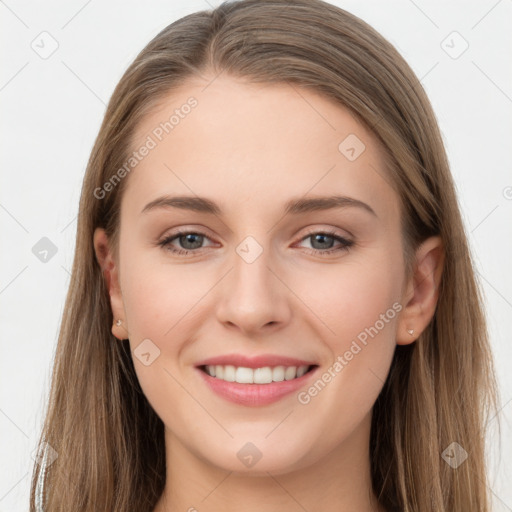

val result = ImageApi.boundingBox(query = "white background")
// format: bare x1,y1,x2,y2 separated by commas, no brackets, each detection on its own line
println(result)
1,0,511,510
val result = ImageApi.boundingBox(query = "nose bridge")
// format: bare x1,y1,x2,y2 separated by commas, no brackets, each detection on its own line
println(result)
216,233,289,332
231,234,277,307
235,237,272,291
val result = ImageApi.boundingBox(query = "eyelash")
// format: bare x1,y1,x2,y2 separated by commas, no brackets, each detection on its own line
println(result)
157,228,354,257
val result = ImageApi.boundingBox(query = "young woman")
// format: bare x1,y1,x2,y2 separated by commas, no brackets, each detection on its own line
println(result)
30,1,499,510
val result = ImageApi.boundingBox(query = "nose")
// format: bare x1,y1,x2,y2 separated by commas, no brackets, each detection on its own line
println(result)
216,242,291,336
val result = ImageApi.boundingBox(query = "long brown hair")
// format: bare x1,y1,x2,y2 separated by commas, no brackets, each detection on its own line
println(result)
29,1,500,510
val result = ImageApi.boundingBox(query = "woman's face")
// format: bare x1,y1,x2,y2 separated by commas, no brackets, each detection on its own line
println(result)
97,74,414,474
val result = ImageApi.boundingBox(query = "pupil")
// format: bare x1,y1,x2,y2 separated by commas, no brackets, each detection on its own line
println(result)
181,233,202,249
312,234,332,249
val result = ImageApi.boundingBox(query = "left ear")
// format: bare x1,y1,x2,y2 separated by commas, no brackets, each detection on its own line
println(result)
396,235,445,345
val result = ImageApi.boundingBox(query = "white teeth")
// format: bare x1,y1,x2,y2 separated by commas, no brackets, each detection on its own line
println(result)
254,367,273,384
235,367,253,384
223,365,236,382
204,364,310,383
272,366,285,382
296,365,308,378
284,366,297,380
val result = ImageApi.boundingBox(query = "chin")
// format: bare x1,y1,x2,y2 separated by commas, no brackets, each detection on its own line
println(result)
198,436,317,476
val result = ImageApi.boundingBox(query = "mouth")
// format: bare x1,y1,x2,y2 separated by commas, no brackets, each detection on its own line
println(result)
195,362,320,407
198,363,318,384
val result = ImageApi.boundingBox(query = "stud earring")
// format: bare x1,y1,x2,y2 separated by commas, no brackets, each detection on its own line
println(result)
116,319,122,326
407,328,414,336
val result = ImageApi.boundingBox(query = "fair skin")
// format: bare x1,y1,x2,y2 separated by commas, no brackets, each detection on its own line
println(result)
94,74,443,512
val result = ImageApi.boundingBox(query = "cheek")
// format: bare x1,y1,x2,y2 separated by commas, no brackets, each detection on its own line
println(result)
297,250,402,406
120,246,207,339
118,250,203,426
303,250,402,345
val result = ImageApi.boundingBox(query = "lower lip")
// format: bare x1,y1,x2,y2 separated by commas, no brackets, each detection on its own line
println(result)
196,366,318,407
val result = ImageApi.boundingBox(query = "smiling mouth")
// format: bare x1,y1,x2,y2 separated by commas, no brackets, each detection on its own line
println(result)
199,364,318,384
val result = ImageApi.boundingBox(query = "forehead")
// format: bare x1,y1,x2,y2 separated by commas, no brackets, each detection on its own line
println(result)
122,74,399,224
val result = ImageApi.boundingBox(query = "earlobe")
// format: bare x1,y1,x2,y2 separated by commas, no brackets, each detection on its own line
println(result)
93,228,128,340
396,235,445,345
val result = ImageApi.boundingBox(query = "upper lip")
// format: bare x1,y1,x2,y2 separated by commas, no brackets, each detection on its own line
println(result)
195,354,317,369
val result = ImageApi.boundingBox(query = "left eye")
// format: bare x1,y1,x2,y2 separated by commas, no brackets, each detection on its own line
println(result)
158,229,353,256
297,231,353,255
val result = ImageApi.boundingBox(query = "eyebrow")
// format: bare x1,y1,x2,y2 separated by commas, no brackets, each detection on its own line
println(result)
140,194,377,217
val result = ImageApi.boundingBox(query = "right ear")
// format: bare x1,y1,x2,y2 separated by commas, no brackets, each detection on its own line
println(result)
93,227,128,340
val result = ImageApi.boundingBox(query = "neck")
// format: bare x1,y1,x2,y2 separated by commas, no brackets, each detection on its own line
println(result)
153,410,385,512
